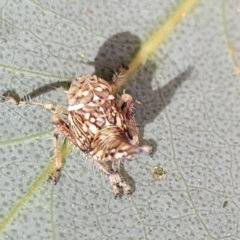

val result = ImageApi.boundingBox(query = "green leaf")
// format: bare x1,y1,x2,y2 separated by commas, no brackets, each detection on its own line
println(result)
1,0,239,239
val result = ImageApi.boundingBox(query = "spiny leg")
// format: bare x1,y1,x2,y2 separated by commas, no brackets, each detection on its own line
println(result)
109,172,124,198
51,114,77,146
48,113,85,184
109,144,152,196
117,92,139,146
48,120,76,184
2,95,73,183
111,64,129,90
118,162,135,195
110,163,135,197
48,129,62,184
94,160,134,197
1,95,68,115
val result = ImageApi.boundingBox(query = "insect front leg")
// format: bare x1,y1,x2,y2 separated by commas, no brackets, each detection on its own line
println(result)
1,95,69,116
111,64,129,90
117,92,139,146
48,114,78,184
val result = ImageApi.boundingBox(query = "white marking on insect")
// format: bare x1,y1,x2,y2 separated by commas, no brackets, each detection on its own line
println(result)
90,117,95,123
92,95,100,101
108,95,115,100
84,113,90,119
95,87,103,91
89,123,98,134
68,103,84,111
82,90,89,96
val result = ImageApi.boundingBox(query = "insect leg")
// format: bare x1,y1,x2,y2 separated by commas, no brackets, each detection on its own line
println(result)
2,95,68,115
94,160,134,197
111,64,129,90
48,114,79,184
51,114,77,145
48,129,62,184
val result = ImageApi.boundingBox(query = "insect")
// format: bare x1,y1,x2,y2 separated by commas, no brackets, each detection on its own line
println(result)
2,67,152,197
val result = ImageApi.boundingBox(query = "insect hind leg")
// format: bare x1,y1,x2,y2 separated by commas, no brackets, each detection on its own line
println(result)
94,160,134,197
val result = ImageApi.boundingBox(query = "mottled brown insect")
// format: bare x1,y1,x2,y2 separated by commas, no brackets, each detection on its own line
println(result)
2,68,152,197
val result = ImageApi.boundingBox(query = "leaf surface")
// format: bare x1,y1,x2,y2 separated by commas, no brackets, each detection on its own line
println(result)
1,0,240,239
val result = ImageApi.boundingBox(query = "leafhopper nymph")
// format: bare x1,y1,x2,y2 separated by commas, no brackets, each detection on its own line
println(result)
2,67,152,197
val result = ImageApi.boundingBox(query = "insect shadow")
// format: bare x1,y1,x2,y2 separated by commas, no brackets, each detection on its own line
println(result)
2,31,192,194
92,31,193,153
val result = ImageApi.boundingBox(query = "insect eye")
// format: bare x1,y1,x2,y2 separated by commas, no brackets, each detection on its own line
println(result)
121,101,127,111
